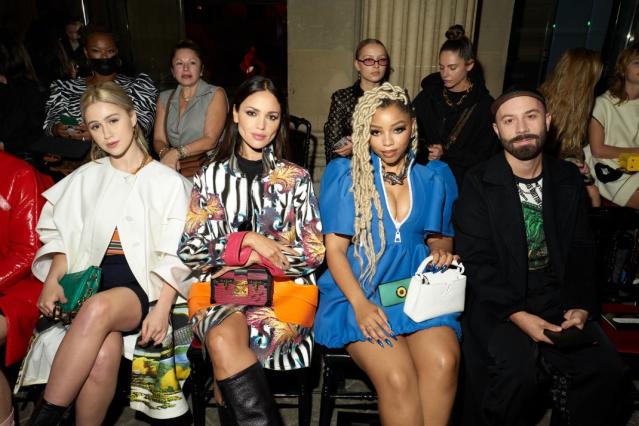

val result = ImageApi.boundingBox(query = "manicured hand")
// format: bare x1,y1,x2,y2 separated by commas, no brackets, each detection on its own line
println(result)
429,249,457,270
561,309,588,330
38,280,67,317
352,298,394,346
243,232,296,270
509,311,562,345
161,148,180,170
139,305,170,346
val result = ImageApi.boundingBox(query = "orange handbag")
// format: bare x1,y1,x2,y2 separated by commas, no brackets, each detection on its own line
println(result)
273,279,318,328
187,279,318,328
188,282,212,319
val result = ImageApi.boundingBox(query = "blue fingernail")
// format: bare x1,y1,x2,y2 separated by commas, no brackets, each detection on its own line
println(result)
442,265,448,272
385,339,393,347
377,340,384,348
367,337,373,343
391,334,398,341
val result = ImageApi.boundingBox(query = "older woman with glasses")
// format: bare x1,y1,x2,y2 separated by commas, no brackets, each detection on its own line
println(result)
323,38,391,163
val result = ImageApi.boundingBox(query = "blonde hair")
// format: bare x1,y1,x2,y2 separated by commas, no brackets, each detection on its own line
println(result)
350,82,416,285
610,42,639,104
80,81,148,160
539,48,602,158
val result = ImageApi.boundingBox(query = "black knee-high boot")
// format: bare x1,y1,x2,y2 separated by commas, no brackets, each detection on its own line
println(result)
30,399,67,426
217,362,282,426
217,403,238,426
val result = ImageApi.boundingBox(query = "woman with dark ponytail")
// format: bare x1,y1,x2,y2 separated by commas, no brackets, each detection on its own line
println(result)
413,25,499,187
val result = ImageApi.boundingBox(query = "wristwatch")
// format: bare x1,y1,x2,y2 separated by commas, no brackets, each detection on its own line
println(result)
177,145,188,160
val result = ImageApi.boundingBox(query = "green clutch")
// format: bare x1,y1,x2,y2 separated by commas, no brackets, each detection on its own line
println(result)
378,278,410,307
55,266,101,323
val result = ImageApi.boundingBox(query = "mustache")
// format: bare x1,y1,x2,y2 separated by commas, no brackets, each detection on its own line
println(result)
508,133,540,144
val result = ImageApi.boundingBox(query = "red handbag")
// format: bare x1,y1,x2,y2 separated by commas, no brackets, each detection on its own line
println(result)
211,267,273,306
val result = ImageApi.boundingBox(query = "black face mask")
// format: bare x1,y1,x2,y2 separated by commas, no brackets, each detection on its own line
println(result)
89,57,119,76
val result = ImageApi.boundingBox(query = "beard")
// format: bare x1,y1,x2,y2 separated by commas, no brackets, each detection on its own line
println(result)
501,128,546,161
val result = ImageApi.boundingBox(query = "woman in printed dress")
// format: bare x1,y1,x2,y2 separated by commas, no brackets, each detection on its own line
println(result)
178,75,324,425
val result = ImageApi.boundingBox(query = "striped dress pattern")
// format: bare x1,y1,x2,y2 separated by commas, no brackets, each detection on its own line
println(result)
178,146,325,370
43,73,158,137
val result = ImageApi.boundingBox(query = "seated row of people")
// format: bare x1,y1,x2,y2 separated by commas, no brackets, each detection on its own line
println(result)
2,74,631,426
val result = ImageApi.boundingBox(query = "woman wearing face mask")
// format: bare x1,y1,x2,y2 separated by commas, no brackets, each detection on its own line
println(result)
413,25,499,187
153,40,227,177
43,26,158,143
324,39,391,163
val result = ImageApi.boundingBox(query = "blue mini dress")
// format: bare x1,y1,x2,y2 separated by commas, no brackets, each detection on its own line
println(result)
313,154,462,348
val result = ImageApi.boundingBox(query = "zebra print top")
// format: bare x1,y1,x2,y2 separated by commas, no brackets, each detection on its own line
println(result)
43,74,158,138
179,145,325,370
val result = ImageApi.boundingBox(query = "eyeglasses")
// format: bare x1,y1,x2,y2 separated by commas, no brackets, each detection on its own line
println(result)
357,57,389,67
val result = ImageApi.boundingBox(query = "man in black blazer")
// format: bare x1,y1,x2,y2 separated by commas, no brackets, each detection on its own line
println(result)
454,88,630,425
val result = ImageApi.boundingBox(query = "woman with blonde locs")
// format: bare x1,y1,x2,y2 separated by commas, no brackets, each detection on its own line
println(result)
178,75,324,425
315,82,461,425
23,81,192,426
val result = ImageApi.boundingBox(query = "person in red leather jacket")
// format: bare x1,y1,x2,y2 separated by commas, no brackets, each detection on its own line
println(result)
0,150,52,426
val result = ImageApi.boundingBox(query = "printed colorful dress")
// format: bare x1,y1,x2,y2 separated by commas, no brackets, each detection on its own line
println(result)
314,153,461,348
178,146,325,370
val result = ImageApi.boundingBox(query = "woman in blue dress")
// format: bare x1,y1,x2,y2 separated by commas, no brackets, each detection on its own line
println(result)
315,82,461,426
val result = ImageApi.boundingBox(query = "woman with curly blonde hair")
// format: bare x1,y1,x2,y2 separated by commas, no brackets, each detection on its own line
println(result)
540,48,603,206
585,42,639,207
315,82,460,425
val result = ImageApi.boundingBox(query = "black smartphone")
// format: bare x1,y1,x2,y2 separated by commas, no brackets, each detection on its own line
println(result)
544,328,598,350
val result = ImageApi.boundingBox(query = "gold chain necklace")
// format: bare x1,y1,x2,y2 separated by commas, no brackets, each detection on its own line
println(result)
133,154,150,174
442,81,473,107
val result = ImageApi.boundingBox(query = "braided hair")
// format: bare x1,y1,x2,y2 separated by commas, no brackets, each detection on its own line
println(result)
350,82,417,285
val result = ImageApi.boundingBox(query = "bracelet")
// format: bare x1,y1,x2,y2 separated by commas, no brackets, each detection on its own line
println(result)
158,146,170,159
177,145,188,160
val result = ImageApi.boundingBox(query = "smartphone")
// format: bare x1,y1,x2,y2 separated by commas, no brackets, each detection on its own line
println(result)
59,114,79,126
544,328,598,350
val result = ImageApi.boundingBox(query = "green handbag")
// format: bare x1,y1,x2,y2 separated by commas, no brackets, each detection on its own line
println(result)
378,277,410,307
54,266,102,323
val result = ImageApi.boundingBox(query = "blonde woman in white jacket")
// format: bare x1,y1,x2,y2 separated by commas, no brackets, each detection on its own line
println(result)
26,82,192,426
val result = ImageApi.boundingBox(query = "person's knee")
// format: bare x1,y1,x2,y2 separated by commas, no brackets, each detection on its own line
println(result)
379,367,418,397
206,327,243,369
428,346,460,379
74,296,111,333
88,339,121,384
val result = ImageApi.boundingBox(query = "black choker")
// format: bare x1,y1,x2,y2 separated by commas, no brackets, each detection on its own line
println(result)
382,164,407,185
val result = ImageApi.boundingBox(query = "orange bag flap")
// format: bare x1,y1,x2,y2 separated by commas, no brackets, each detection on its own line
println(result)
188,282,211,319
273,279,318,328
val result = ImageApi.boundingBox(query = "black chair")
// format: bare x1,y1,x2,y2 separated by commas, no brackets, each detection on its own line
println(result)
289,115,314,176
318,347,377,426
187,341,313,426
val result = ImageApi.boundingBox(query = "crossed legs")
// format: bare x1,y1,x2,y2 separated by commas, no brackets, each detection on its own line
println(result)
347,326,460,426
43,288,141,425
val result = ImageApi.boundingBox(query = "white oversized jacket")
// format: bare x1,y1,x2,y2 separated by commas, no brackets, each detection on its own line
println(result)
32,157,193,301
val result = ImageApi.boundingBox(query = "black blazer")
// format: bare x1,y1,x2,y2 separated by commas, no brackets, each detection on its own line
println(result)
453,152,596,351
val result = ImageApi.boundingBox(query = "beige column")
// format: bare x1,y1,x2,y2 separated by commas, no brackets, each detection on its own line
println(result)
475,0,515,97
361,0,477,97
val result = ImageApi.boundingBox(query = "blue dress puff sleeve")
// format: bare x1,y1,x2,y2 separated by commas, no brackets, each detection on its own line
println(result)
422,160,458,238
319,158,355,236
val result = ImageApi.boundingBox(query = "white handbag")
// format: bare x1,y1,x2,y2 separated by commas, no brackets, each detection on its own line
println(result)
403,255,466,322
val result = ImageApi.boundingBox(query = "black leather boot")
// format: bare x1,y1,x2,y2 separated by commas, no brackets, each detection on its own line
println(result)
30,399,67,426
217,362,282,426
217,403,238,426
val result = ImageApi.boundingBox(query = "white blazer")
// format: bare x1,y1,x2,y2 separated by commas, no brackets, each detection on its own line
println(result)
32,157,193,301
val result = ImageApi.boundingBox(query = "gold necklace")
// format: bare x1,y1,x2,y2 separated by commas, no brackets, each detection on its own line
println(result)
442,81,473,107
133,154,150,174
